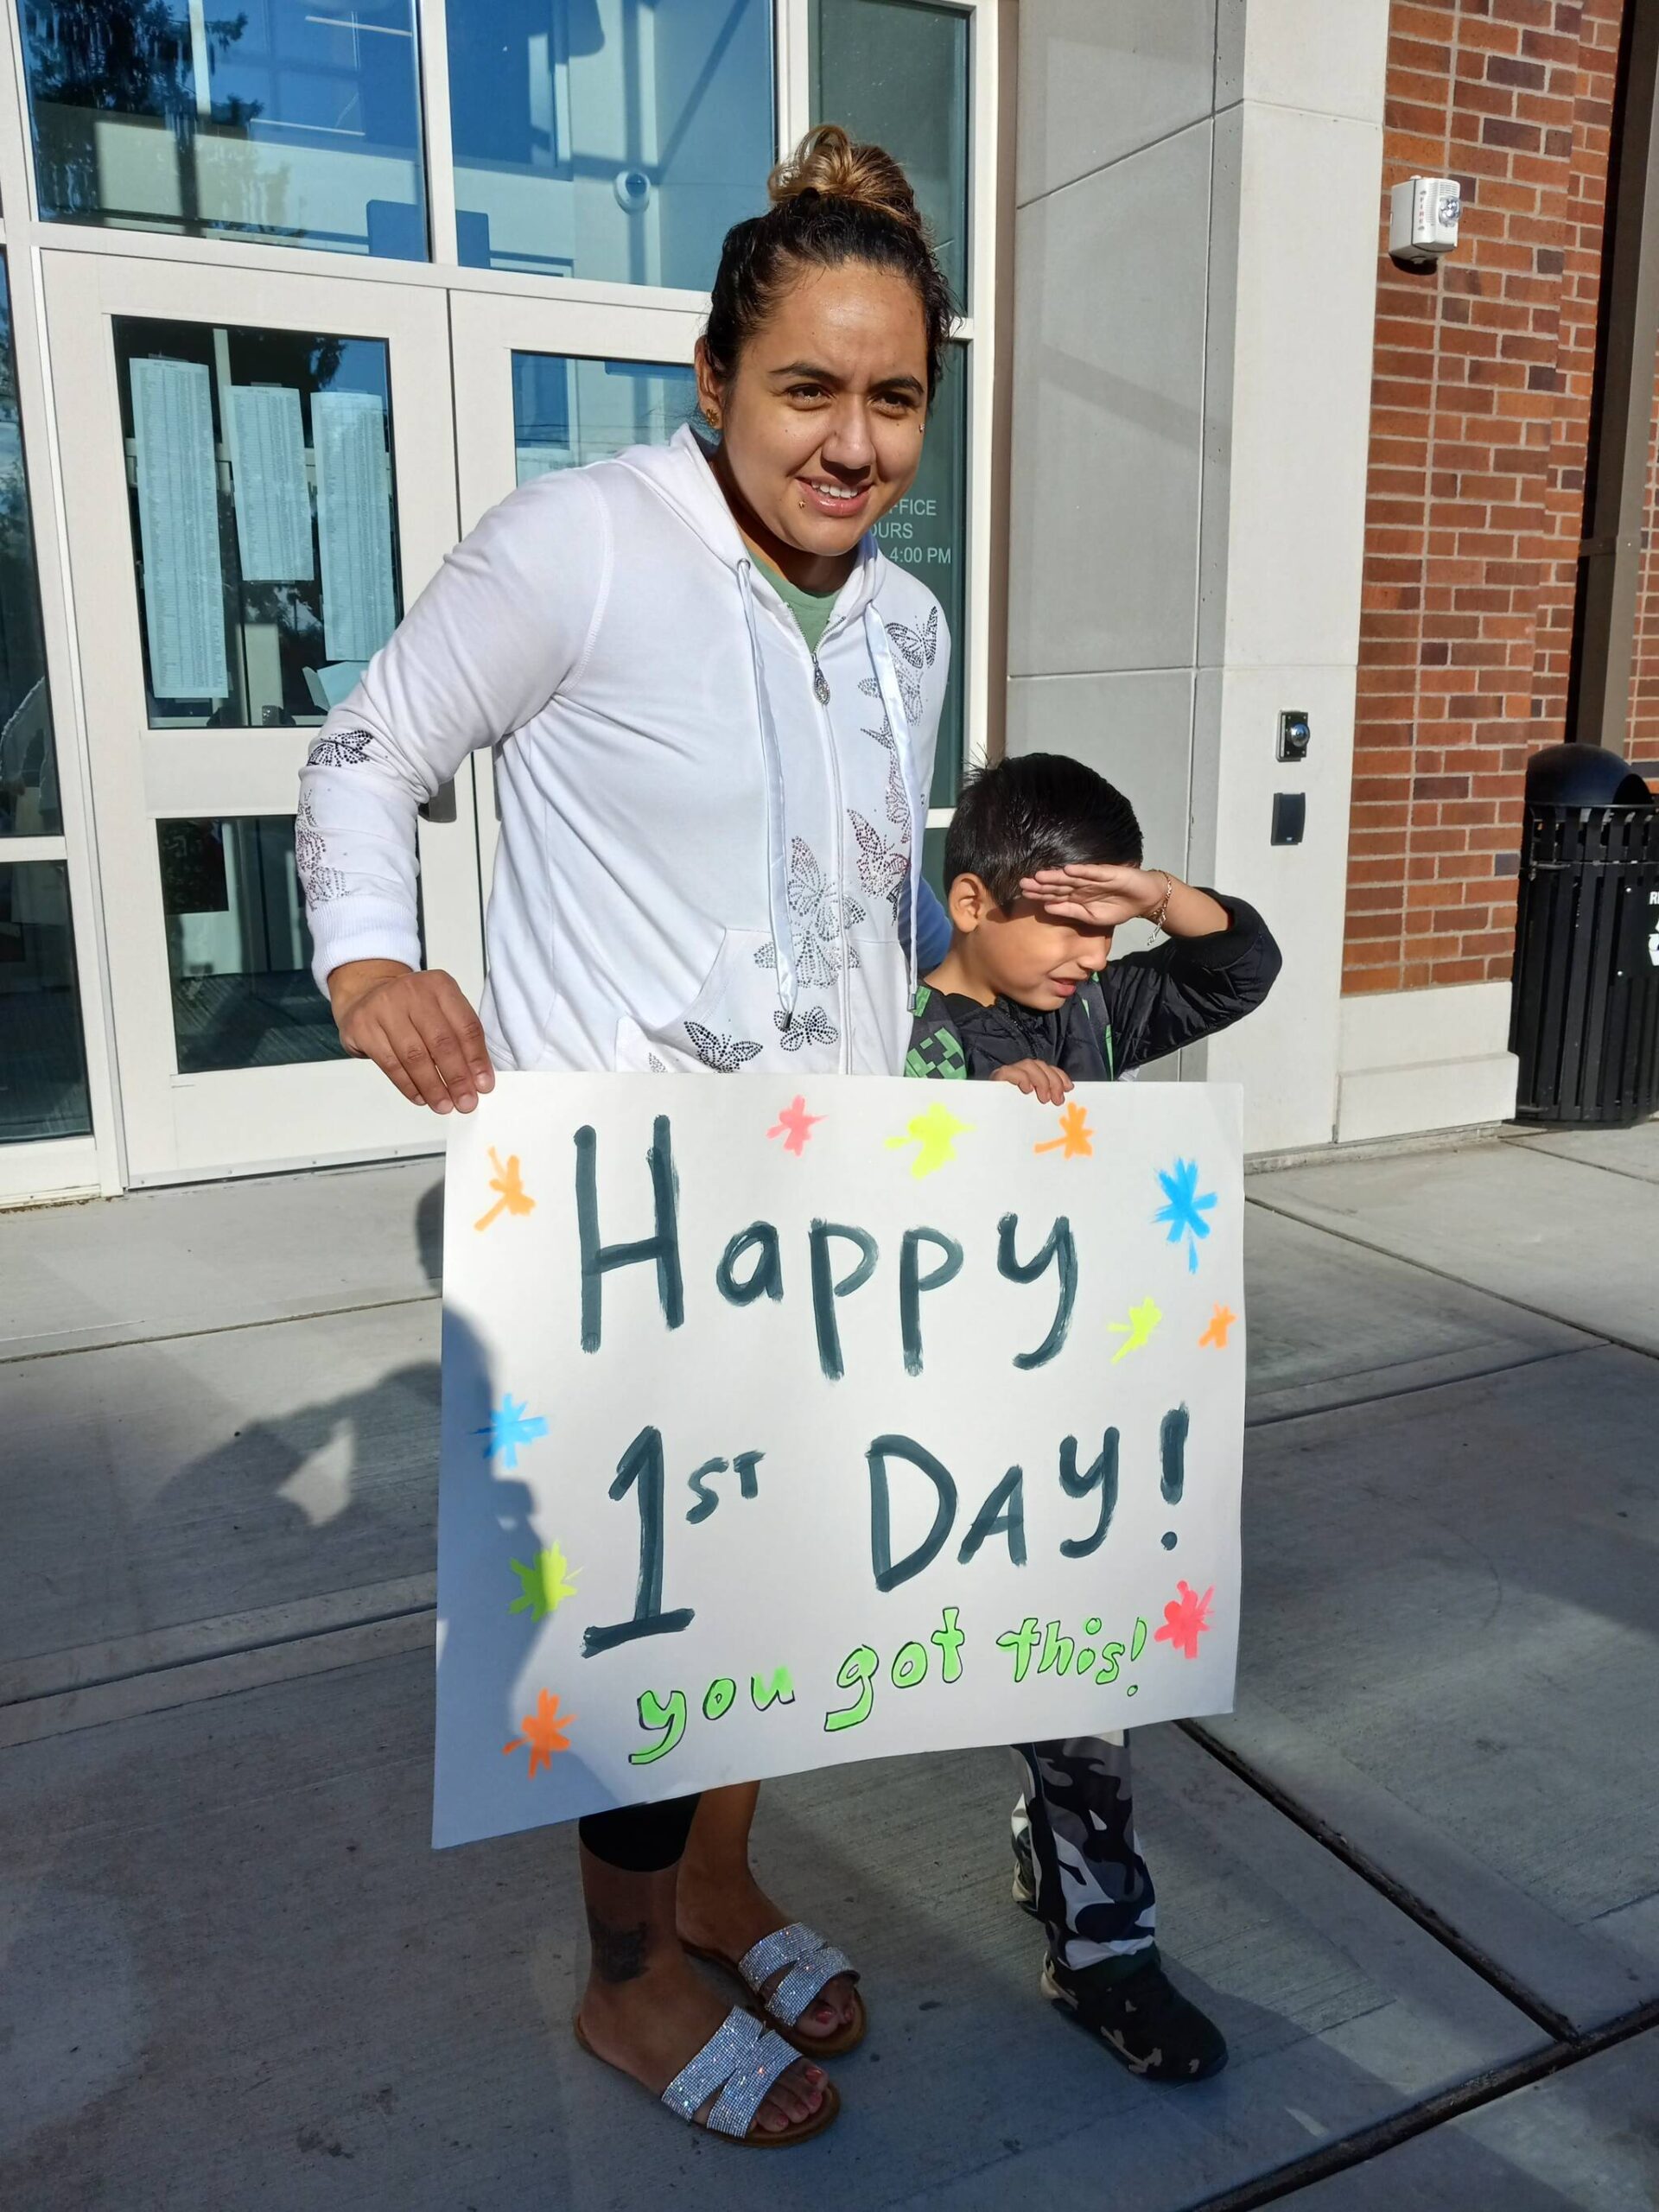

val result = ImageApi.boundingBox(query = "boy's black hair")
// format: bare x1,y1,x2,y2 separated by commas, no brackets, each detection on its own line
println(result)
943,753,1143,910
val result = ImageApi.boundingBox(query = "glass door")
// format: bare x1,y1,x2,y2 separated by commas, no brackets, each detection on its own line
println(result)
448,289,705,895
44,251,483,1181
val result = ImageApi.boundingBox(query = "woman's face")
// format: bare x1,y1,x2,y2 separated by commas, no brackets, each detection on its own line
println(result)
698,260,930,582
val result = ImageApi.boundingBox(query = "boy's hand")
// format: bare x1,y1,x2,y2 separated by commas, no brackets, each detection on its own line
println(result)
1018,861,1165,928
1019,865,1229,938
991,1059,1074,1104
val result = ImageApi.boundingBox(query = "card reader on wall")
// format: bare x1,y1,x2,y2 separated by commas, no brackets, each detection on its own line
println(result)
1272,793,1306,846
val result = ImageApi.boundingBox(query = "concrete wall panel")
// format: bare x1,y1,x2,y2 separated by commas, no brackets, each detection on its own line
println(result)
1005,667,1194,878
1007,121,1212,680
1016,0,1220,207
1217,102,1385,671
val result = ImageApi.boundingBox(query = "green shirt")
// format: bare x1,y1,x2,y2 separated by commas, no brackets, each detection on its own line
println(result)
753,550,841,656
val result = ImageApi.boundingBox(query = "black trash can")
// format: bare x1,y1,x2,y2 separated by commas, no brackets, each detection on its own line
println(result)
1510,743,1659,1125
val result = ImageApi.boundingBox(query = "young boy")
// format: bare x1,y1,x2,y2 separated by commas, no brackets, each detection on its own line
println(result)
907,753,1281,2082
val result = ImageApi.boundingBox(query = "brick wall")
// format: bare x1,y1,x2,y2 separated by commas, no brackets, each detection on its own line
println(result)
1344,0,1626,995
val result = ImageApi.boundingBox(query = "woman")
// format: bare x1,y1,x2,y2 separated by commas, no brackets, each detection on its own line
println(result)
298,128,953,2145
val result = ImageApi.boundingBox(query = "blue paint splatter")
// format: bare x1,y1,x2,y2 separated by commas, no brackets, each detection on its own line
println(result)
476,1394,549,1469
1154,1158,1217,1274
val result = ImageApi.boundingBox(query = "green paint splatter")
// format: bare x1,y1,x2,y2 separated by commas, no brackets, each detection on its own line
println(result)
509,1543,580,1623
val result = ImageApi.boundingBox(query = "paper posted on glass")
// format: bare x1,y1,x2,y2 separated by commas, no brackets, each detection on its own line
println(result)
227,385,314,582
313,390,397,663
433,1072,1244,1848
130,357,229,702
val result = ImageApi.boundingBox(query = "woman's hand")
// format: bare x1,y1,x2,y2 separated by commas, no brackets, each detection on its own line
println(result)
990,1059,1073,1104
328,959,495,1114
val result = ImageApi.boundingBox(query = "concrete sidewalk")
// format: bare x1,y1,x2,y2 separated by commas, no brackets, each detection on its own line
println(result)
2,1123,1655,2210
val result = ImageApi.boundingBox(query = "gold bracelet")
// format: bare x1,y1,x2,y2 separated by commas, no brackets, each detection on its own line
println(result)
1148,870,1175,932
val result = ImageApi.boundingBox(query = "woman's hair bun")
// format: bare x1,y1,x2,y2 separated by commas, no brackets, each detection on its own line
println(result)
704,124,953,400
768,123,924,237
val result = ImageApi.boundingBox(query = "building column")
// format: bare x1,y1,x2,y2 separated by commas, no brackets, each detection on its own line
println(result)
1005,0,1389,1153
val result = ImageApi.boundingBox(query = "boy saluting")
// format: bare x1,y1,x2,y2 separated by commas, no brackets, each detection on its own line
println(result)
907,753,1280,2082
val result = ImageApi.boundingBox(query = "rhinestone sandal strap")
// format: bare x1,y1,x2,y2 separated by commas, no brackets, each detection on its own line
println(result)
734,1921,816,1992
734,1923,858,2028
660,2009,764,2127
706,2026,802,2139
768,1945,855,2027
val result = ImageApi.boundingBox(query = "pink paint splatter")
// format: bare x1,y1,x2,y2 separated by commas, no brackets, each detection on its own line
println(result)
769,1096,824,1156
1154,1580,1214,1661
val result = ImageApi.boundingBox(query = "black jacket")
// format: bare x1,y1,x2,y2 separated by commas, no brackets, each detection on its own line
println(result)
903,893,1281,1082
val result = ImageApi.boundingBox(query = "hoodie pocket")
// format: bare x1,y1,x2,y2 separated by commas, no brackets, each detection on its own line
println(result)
613,927,836,1072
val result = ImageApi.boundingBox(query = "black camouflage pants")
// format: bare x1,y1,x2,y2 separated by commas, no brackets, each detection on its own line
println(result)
1010,1732,1156,1968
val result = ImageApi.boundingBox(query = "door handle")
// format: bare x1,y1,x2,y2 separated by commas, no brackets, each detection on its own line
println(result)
419,779,457,824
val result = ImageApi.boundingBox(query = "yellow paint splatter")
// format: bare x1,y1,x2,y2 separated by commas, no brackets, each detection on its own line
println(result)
1107,1295,1163,1364
887,1101,972,1179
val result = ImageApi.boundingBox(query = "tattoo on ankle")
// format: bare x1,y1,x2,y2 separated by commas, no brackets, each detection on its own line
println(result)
587,1910,652,1984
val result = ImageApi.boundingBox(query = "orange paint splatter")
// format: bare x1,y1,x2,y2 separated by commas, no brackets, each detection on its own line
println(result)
1198,1304,1237,1349
1034,1101,1095,1160
1153,1580,1214,1661
503,1688,576,1775
475,1147,535,1232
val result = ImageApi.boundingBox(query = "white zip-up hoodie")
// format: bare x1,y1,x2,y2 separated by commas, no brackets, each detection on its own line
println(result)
297,425,949,1078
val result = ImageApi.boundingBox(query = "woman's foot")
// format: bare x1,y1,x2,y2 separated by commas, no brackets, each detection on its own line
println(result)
676,1869,858,2044
578,1936,829,2137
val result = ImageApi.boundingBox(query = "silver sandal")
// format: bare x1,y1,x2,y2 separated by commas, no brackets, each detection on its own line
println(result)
685,1922,867,2056
575,2005,839,2145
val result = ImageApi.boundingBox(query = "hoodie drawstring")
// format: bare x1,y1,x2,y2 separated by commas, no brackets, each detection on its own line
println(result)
738,561,799,1019
863,606,924,1018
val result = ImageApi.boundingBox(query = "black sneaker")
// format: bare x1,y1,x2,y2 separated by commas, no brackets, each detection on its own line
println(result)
1041,1950,1228,2083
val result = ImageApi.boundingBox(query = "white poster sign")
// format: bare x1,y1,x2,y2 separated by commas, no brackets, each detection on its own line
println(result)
228,385,314,582
130,358,228,701
435,1073,1244,1848
313,389,397,662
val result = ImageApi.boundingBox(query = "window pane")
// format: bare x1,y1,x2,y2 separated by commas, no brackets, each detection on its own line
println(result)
0,861,92,1141
810,0,969,307
874,342,966,807
159,816,343,1072
448,0,773,287
19,0,425,259
0,259,60,837
113,321,402,729
512,351,697,480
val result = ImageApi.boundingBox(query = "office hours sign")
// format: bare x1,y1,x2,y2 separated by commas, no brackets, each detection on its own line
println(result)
433,1073,1244,1847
